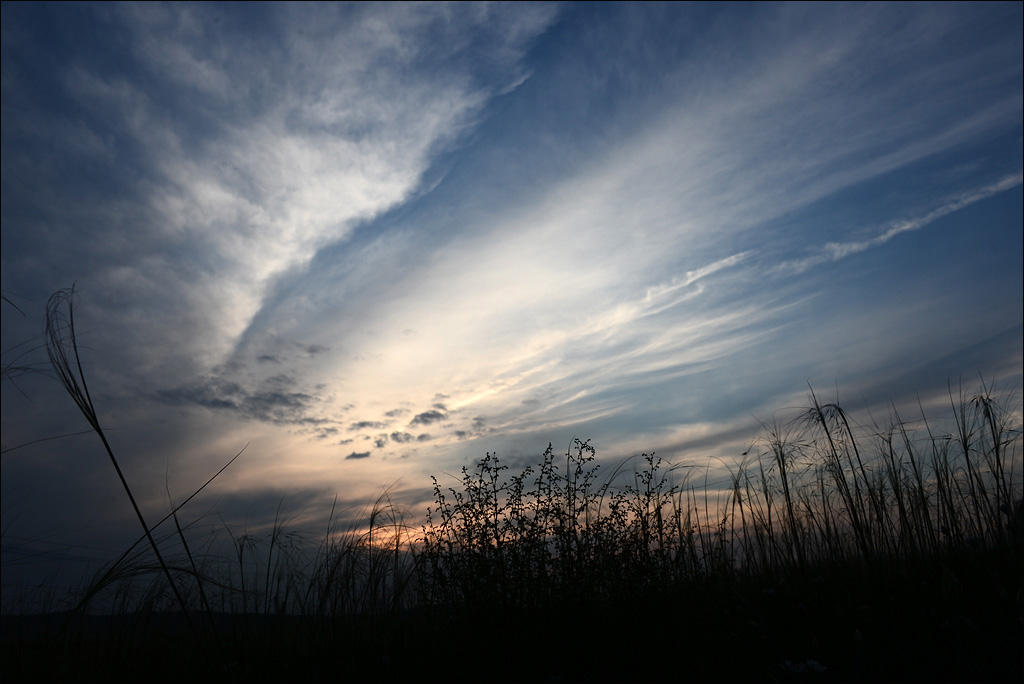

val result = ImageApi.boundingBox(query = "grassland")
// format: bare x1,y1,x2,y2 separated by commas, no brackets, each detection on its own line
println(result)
1,290,1021,682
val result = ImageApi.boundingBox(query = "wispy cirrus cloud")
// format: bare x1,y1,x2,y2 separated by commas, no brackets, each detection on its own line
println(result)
251,3,1021,467
776,173,1024,274
3,1,559,387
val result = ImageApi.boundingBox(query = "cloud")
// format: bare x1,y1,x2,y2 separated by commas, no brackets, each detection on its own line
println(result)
350,421,388,431
410,410,447,427
159,373,327,425
345,451,371,461
123,3,1019,466
776,173,1024,274
1,2,559,396
642,253,751,309
315,427,339,440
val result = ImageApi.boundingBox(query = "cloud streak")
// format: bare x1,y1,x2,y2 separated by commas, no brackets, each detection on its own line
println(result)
776,173,1024,274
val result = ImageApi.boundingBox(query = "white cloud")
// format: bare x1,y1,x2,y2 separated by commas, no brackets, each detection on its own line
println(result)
45,3,558,379
250,3,1022,471
776,172,1024,274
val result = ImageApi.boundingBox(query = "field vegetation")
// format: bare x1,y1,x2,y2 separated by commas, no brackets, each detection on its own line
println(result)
2,290,1021,682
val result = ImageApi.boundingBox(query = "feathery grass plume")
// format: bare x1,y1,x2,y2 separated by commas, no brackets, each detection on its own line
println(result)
2,290,60,414
1,291,41,387
43,286,208,666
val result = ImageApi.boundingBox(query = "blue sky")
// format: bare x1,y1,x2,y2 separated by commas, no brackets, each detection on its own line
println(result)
2,2,1021,599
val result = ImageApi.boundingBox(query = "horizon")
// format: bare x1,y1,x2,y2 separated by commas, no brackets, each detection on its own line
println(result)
2,2,1022,604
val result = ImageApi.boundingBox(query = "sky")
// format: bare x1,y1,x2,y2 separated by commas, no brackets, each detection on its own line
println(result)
2,2,1022,605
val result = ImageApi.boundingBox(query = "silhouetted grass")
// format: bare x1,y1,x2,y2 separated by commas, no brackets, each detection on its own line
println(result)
1,290,1021,682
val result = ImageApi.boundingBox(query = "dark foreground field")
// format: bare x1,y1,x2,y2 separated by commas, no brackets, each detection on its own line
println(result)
3,387,1022,682
2,544,1021,683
